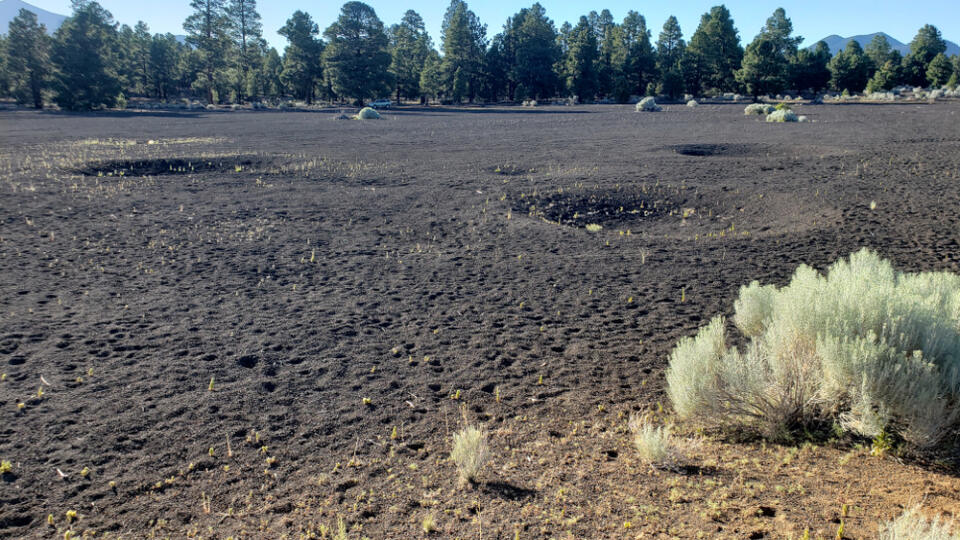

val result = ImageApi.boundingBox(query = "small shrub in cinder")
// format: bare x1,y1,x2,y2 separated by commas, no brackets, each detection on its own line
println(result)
686,100,698,107
451,425,490,486
666,248,960,448
766,109,799,122
356,107,381,120
628,415,680,468
636,97,662,112
744,103,775,115
585,223,602,233
878,506,960,540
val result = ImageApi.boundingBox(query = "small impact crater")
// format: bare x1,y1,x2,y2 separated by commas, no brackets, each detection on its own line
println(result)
670,143,761,157
511,187,683,228
75,156,261,177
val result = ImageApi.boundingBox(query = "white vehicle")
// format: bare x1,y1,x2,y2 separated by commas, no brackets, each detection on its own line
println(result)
369,99,392,109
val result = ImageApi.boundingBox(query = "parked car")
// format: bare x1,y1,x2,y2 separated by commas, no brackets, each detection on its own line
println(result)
369,99,392,109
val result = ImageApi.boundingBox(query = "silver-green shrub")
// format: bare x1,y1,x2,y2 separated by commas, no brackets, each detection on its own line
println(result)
636,97,662,112
666,249,960,447
879,506,960,540
356,107,381,120
766,109,799,122
744,103,775,115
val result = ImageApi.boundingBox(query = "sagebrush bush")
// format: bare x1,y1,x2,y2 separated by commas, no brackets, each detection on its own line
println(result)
636,97,662,112
628,415,680,468
666,249,960,447
879,506,960,540
451,425,490,485
686,100,698,107
766,109,799,122
744,103,775,115
356,107,381,120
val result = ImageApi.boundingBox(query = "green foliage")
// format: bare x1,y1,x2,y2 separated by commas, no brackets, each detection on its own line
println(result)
628,415,679,468
743,103,774,115
52,1,122,110
635,96,661,111
440,0,487,102
148,33,184,100
418,50,442,102
496,3,560,101
683,5,743,95
866,60,901,93
323,2,393,105
765,108,798,122
389,10,432,102
902,25,947,87
225,0,265,103
667,249,960,448
655,16,686,98
355,106,380,119
864,34,894,69
737,35,787,98
612,11,657,102
0,35,8,98
828,40,873,94
279,11,323,104
926,53,953,87
561,16,599,101
6,8,51,108
184,0,230,103
789,41,831,93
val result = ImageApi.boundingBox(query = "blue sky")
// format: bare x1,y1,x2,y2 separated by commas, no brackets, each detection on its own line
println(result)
23,0,960,51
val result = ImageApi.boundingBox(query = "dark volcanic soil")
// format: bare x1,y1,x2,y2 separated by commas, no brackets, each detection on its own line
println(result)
2,102,960,539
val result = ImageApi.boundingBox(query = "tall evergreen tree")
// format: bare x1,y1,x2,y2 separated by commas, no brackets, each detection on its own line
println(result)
0,35,9,98
7,9,51,108
736,8,799,99
389,10,432,102
902,25,947,87
322,2,392,105
497,3,559,100
828,40,872,93
419,50,442,102
684,5,743,95
279,11,323,104
864,34,893,69
656,16,686,98
129,22,152,96
225,0,263,102
588,9,617,98
149,33,182,100
562,16,598,101
257,47,284,99
51,1,122,110
788,41,831,93
926,53,953,87
184,0,228,103
440,0,487,102
612,10,656,101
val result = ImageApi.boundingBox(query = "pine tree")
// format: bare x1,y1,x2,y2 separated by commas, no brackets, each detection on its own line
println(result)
902,25,947,87
864,34,893,69
562,16,598,101
865,59,899,93
279,11,323,104
612,10,656,102
736,8,799,99
184,0,228,103
926,53,953,87
828,40,872,93
7,8,51,108
51,1,122,110
149,33,182,100
322,2,392,105
225,0,263,102
684,5,743,95
0,35,9,98
258,47,284,100
656,16,686,98
389,10,432,102
788,41,831,94
497,3,559,101
419,50,442,102
589,9,617,98
440,0,487,102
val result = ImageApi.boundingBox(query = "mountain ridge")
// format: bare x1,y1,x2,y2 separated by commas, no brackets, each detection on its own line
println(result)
811,31,960,57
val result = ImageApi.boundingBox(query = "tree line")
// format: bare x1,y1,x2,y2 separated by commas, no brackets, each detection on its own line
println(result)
0,0,957,110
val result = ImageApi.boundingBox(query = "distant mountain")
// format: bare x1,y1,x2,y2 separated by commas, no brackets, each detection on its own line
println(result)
813,32,960,57
0,0,66,34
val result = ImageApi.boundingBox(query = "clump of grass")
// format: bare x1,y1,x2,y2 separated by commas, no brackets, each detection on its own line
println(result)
766,108,799,122
878,506,960,539
0,460,12,474
451,425,490,486
422,513,438,534
666,248,960,448
585,223,603,233
686,100,698,107
356,107,381,120
628,415,680,468
636,97,662,112
744,103,775,115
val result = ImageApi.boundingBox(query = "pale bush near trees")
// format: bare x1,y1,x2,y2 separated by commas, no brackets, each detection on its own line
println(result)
686,100,699,107
878,506,960,540
356,107,381,120
666,249,960,448
766,109,799,122
744,103,775,115
636,97,662,112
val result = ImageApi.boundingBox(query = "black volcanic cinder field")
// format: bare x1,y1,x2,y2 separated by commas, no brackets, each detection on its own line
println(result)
2,102,960,539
